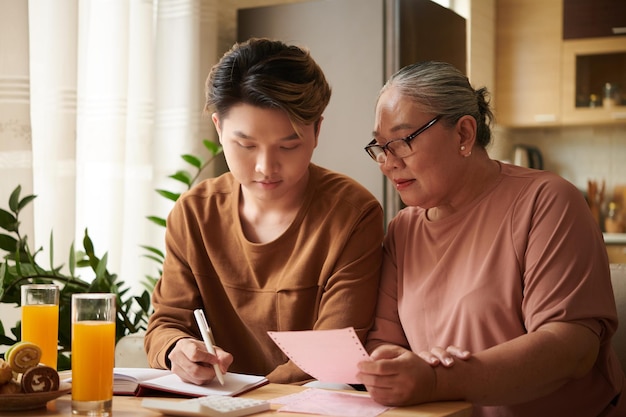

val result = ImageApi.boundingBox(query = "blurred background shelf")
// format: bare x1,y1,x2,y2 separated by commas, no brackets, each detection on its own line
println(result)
605,234,626,263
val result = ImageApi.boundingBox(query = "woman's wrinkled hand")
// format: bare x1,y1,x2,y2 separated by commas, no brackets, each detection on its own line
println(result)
168,338,233,385
356,344,437,406
418,345,471,367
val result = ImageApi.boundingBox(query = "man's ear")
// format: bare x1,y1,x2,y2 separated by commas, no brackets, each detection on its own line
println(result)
212,113,222,143
313,116,324,148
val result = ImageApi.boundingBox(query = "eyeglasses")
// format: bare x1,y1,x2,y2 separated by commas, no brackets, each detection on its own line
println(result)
364,116,441,163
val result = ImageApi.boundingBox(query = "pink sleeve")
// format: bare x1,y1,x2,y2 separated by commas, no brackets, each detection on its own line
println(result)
518,177,616,340
366,216,410,352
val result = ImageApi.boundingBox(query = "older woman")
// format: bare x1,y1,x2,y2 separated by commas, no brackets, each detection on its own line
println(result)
358,61,625,416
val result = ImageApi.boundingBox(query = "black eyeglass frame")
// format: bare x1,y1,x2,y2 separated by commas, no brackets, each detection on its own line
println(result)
364,116,441,162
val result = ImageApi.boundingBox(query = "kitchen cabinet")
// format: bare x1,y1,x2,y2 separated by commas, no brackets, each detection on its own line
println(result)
607,244,626,264
561,37,626,125
563,0,626,40
495,0,626,128
495,0,563,127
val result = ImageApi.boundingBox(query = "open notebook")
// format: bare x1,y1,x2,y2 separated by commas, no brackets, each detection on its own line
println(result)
112,368,268,397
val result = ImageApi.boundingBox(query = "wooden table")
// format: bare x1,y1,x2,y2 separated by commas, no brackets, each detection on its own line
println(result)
2,383,472,417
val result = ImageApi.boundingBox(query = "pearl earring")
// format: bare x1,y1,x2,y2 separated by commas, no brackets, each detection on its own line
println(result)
460,146,466,151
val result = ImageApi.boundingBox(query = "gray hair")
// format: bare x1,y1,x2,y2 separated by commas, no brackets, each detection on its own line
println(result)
379,61,494,148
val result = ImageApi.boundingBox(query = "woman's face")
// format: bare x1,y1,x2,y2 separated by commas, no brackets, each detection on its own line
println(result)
213,104,318,203
373,86,463,208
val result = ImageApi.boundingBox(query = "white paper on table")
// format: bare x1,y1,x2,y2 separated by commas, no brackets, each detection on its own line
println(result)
267,327,370,384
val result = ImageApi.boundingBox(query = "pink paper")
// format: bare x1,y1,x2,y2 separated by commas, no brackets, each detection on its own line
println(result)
273,388,390,417
267,327,370,384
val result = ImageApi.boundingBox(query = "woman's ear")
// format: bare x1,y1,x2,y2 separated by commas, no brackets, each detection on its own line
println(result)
457,115,477,154
212,113,222,143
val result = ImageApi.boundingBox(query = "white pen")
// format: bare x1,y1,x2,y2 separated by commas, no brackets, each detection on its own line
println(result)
193,308,225,385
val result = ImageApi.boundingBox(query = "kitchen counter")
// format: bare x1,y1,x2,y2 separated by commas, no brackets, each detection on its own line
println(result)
604,233,626,245
605,234,626,263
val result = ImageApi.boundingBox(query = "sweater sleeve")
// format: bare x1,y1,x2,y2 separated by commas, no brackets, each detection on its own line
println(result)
144,199,204,369
317,198,383,325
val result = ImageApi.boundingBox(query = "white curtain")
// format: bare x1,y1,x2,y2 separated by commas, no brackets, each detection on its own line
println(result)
0,0,218,295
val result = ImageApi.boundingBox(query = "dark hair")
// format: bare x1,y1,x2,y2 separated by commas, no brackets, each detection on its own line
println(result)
205,38,331,130
380,61,494,148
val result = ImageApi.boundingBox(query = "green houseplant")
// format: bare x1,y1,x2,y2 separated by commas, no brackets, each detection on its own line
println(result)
0,139,223,371
0,186,152,370
142,139,224,290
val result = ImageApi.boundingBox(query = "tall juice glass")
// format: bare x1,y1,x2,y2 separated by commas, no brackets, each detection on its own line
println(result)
21,284,59,369
71,293,116,416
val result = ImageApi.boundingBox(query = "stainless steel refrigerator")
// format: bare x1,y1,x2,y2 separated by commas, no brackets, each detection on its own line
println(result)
238,0,466,223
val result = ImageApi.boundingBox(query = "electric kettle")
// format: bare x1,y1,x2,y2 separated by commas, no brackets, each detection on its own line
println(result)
512,145,544,169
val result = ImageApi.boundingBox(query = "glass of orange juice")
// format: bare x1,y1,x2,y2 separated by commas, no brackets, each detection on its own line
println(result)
71,293,116,416
21,284,59,369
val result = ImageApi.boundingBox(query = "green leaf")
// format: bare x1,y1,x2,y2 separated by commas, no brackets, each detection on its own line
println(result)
142,275,159,290
155,190,180,202
0,263,6,301
76,259,90,268
17,195,37,211
203,139,222,156
82,229,95,256
10,323,20,340
8,186,21,213
140,245,165,259
0,234,18,252
95,252,108,279
57,353,71,370
146,216,167,227
143,254,164,265
69,242,75,277
49,231,54,270
181,154,202,168
117,287,129,299
0,334,17,348
135,291,152,312
169,171,192,186
0,208,18,232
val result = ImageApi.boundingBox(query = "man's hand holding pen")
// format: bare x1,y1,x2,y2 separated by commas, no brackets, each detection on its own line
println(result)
167,337,233,386
194,309,226,385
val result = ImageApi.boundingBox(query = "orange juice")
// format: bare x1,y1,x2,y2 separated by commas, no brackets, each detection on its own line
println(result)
71,321,116,401
22,304,59,369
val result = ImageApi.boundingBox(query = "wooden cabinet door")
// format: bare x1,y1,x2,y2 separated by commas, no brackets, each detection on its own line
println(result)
563,0,626,39
561,37,626,125
495,0,563,127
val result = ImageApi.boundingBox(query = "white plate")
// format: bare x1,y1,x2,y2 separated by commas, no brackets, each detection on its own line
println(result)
0,382,71,411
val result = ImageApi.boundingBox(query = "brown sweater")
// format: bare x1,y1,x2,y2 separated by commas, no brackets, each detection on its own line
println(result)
145,164,384,384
